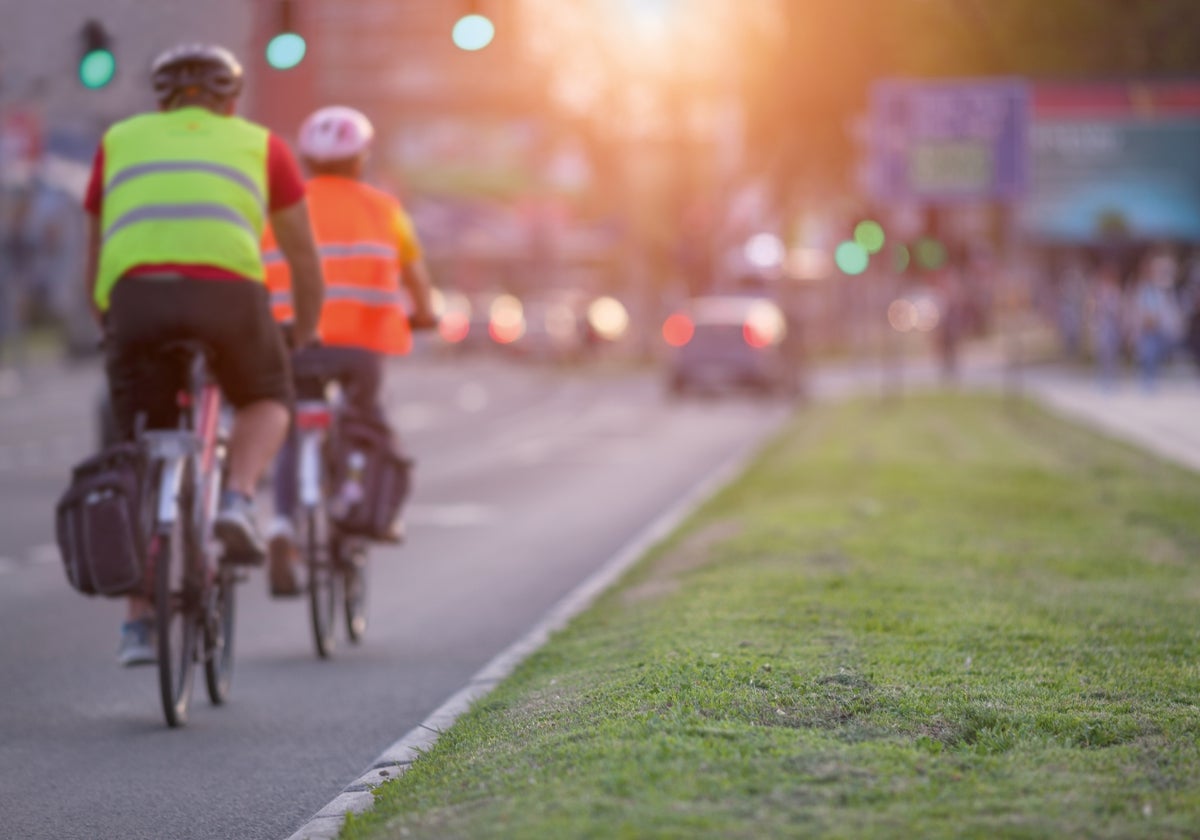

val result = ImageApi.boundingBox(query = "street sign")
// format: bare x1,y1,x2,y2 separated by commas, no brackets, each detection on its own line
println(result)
869,78,1030,203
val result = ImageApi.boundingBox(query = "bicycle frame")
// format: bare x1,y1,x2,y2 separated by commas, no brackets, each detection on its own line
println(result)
143,359,226,536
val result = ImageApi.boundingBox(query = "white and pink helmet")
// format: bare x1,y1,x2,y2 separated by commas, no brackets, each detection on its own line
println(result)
297,106,375,163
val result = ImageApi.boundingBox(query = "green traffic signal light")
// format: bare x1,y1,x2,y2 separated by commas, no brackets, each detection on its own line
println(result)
79,48,116,88
265,32,306,69
78,19,115,89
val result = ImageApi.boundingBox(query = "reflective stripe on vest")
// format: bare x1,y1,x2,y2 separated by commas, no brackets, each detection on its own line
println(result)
95,108,270,311
103,203,259,244
263,242,398,265
271,286,403,308
105,160,267,209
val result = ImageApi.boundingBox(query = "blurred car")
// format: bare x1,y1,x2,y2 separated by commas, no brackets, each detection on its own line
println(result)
662,295,798,396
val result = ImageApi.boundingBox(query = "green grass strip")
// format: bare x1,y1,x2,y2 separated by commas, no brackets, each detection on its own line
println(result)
343,393,1200,840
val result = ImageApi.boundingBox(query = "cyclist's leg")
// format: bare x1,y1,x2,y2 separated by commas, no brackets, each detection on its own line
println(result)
104,278,185,664
184,280,292,554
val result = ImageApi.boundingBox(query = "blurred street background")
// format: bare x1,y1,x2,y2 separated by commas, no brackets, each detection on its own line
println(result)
2,0,1199,384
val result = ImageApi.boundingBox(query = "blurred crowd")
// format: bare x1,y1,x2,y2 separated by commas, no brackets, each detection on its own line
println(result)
0,174,94,374
1041,241,1200,388
1042,244,1200,390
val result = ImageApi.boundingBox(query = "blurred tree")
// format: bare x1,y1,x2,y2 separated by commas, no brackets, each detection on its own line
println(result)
737,0,1200,196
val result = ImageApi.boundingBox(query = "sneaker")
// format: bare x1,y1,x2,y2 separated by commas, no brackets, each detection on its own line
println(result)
267,525,303,598
118,618,155,667
214,491,266,563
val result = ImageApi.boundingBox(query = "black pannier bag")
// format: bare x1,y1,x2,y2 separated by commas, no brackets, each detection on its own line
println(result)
328,410,412,540
55,442,146,597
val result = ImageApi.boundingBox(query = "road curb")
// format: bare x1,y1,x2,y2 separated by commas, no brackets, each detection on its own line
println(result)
283,424,783,840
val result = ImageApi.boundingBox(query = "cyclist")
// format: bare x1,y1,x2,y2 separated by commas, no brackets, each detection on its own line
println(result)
83,44,324,665
261,105,437,597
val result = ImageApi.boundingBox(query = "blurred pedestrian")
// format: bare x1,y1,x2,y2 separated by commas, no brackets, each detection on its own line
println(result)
933,261,966,382
1127,248,1182,392
1089,259,1124,390
0,184,34,374
1057,251,1088,361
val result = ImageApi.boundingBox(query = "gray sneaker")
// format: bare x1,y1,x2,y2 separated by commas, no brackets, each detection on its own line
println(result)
214,492,266,562
118,618,155,667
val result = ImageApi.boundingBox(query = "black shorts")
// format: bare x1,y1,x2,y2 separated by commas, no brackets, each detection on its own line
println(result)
104,275,292,439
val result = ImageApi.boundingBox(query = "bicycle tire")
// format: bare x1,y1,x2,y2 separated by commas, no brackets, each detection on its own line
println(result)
155,459,200,728
304,508,337,658
341,540,367,644
203,562,236,705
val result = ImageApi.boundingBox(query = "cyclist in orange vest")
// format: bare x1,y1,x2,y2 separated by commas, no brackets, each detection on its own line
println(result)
261,106,437,596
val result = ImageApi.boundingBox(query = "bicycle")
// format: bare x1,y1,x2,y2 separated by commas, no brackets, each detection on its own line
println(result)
138,341,242,726
289,354,370,658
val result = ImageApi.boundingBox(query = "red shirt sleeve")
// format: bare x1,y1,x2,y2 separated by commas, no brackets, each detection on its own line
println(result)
266,133,306,212
84,145,104,215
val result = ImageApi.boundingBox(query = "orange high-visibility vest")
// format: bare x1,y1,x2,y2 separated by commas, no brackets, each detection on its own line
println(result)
263,176,418,355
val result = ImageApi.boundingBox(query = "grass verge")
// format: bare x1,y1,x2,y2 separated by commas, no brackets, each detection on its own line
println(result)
343,392,1200,839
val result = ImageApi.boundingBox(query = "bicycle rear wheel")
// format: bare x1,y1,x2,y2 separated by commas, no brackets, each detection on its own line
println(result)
155,462,201,727
204,562,237,705
304,508,337,658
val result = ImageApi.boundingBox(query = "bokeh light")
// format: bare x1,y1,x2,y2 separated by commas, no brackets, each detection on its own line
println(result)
892,243,911,273
888,299,917,332
915,237,947,271
453,14,496,51
662,312,694,347
744,232,785,270
489,294,525,344
587,296,630,341
265,32,306,69
743,299,787,347
854,220,886,254
914,297,941,332
835,240,870,276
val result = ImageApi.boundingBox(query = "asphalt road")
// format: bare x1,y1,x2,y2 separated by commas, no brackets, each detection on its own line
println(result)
0,353,792,840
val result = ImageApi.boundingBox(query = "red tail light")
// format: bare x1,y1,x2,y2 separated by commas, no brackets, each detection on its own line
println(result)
662,313,694,347
743,322,770,348
295,405,333,431
439,311,470,344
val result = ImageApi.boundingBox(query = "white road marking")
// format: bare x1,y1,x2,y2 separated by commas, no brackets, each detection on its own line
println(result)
406,503,497,527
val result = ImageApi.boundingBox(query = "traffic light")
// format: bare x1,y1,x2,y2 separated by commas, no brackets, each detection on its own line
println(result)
266,0,306,70
452,2,495,51
78,20,116,89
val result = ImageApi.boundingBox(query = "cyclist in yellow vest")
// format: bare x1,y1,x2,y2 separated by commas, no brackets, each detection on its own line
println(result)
260,106,437,596
83,44,324,665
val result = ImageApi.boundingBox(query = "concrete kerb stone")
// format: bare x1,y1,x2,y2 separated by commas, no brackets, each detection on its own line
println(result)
282,414,789,840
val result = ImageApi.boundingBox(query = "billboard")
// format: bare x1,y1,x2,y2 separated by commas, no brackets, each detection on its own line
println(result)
1019,81,1200,243
869,78,1030,203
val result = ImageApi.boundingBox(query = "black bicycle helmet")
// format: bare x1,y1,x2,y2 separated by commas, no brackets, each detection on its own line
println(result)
150,43,243,105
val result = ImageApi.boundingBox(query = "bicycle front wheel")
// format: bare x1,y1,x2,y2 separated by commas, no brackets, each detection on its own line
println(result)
155,500,200,727
204,562,237,705
303,508,337,658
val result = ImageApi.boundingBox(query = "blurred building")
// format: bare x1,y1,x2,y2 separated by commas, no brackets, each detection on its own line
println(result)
0,0,254,177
